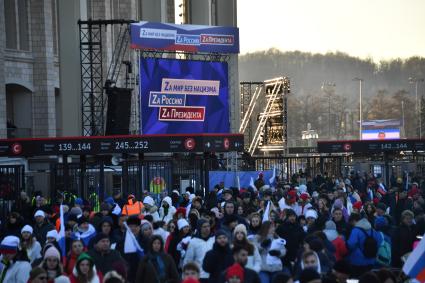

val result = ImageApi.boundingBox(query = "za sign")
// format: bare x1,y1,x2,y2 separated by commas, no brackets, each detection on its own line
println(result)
140,58,229,134
130,21,239,54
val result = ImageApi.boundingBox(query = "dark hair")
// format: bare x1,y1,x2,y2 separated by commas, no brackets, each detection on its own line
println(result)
258,221,272,240
359,271,380,283
183,262,200,273
149,235,164,253
232,245,249,255
302,250,316,262
272,272,292,283
376,268,397,283
348,212,361,223
76,258,95,282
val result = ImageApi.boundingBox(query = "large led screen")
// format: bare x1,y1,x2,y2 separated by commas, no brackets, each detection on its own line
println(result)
140,58,229,134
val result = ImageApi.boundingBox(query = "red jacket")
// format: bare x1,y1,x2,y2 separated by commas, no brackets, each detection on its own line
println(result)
332,236,348,261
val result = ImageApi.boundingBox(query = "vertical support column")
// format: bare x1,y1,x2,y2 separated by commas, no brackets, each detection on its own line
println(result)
79,155,86,198
63,155,69,191
122,154,129,195
384,152,390,188
30,0,56,137
99,160,105,201
0,0,6,138
58,0,85,136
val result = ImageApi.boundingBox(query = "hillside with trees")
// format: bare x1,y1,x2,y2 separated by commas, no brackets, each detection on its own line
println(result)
238,49,425,142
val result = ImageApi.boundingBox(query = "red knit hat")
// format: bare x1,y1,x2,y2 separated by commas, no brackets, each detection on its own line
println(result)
353,201,363,210
182,278,200,283
176,207,187,217
226,263,244,282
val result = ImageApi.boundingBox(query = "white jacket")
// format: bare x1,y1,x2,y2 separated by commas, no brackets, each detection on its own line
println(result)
0,260,31,283
159,197,177,223
24,240,42,263
183,236,215,279
246,244,262,272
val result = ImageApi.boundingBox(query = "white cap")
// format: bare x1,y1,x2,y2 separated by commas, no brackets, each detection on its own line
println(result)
143,196,155,207
0,235,20,249
177,218,189,231
34,210,45,218
46,230,59,241
305,209,318,220
21,225,33,234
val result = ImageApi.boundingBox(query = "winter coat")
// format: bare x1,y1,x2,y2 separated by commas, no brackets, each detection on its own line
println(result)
276,221,305,264
332,237,348,261
246,244,262,273
251,235,282,272
346,218,383,266
144,205,160,222
182,235,215,279
86,248,126,275
392,223,417,267
65,251,81,275
203,242,234,283
159,197,177,223
0,259,31,283
72,224,97,247
135,252,179,283
33,221,54,245
22,239,42,264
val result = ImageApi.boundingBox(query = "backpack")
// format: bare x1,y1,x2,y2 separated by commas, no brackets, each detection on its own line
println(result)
376,232,391,266
360,228,378,258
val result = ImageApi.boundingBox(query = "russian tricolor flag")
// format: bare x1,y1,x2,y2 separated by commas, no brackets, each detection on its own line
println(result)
269,166,277,187
403,234,425,282
123,222,144,258
58,204,67,264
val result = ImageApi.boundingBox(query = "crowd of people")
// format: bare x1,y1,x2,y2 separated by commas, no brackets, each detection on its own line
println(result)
1,170,424,283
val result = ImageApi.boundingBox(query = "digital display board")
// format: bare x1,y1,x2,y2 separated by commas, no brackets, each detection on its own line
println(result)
0,134,244,157
361,129,400,140
317,139,425,153
140,58,229,134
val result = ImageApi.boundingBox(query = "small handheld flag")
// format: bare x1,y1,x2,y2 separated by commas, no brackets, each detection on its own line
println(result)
123,222,144,258
403,233,425,282
58,204,67,264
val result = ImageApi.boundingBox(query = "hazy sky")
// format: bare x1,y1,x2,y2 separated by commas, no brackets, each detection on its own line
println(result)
237,0,425,61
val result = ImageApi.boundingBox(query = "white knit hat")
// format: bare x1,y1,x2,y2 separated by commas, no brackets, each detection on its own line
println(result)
34,210,45,218
305,209,318,220
21,225,33,234
46,230,59,241
177,218,189,231
44,246,60,260
143,196,155,206
233,224,247,237
0,236,20,254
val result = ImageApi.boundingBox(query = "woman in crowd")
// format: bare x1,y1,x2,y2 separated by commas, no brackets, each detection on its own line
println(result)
69,253,103,283
20,224,42,264
65,239,85,275
135,235,179,283
232,224,261,272
40,246,66,282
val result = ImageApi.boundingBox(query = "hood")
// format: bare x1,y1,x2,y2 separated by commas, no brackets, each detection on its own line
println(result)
76,223,96,238
194,219,209,239
355,218,372,230
324,229,338,242
162,197,172,207
300,251,322,274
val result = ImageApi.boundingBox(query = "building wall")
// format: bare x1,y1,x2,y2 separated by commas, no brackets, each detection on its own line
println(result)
1,0,237,139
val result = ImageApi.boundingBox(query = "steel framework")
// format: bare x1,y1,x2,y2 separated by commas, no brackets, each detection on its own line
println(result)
79,19,136,136
239,77,290,156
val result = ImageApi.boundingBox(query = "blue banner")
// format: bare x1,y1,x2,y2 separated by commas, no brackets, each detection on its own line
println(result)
130,21,239,54
140,58,230,134
209,171,274,191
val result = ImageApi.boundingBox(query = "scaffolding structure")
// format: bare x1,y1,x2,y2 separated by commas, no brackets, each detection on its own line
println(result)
240,77,290,156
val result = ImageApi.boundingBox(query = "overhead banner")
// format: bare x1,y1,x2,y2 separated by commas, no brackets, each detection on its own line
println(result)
130,21,239,54
140,57,230,134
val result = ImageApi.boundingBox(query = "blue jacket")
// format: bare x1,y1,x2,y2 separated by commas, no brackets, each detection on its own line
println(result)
347,218,383,266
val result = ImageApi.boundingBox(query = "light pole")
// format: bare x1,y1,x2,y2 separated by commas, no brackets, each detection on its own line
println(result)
321,82,336,139
409,77,424,138
353,78,363,140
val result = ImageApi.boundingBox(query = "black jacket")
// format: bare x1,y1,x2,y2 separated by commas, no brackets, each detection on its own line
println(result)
276,221,305,264
203,242,234,283
87,248,126,275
